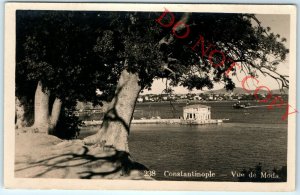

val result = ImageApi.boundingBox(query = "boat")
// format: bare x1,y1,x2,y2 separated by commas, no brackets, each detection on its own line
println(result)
232,102,251,109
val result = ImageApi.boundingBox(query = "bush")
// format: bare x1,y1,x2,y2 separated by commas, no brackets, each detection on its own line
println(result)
53,102,83,140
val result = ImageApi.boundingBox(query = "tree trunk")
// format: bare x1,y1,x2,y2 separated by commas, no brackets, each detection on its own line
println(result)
32,81,61,134
49,98,62,134
84,69,141,153
33,81,50,133
15,97,27,129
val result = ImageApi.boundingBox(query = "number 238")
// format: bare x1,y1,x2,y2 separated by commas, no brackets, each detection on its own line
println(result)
144,170,156,177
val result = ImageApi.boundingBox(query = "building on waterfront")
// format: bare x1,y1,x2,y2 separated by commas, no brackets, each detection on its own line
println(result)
183,104,211,121
137,97,143,103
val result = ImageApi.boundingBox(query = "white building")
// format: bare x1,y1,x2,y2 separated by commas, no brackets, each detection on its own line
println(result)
137,97,143,103
183,104,211,121
193,95,202,100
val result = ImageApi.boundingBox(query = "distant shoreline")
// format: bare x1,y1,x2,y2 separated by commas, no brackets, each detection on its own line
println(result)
136,100,257,104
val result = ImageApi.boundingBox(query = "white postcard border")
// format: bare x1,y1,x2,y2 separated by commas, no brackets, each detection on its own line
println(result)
4,2,297,191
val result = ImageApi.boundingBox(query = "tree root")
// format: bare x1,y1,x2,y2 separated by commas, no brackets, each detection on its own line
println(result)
83,140,149,177
113,151,149,176
78,130,149,177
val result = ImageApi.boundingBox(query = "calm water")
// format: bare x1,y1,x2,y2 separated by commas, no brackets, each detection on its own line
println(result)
80,101,288,181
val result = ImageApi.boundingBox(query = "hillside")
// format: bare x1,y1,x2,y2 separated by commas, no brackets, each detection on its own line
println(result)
203,87,288,95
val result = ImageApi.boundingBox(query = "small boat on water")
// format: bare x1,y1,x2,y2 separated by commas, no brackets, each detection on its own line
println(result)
232,102,251,109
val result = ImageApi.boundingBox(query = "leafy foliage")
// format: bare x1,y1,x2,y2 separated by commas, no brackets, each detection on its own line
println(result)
54,101,83,139
17,11,289,99
16,11,289,132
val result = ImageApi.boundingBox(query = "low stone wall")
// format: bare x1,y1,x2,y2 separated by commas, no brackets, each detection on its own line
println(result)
83,118,224,126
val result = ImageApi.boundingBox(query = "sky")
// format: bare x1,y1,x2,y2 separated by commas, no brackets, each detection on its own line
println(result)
141,14,290,94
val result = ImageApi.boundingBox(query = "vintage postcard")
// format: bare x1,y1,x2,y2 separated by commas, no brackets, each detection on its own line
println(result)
4,2,297,191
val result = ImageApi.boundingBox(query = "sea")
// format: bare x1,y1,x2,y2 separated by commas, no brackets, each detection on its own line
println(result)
79,101,288,181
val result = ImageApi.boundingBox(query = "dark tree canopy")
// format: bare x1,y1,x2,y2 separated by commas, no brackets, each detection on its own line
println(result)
152,12,289,90
17,11,109,103
16,10,289,105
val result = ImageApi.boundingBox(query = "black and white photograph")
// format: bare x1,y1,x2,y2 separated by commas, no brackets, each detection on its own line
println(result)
4,3,296,191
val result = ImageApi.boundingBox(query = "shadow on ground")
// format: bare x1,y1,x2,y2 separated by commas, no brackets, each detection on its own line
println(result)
15,132,151,180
